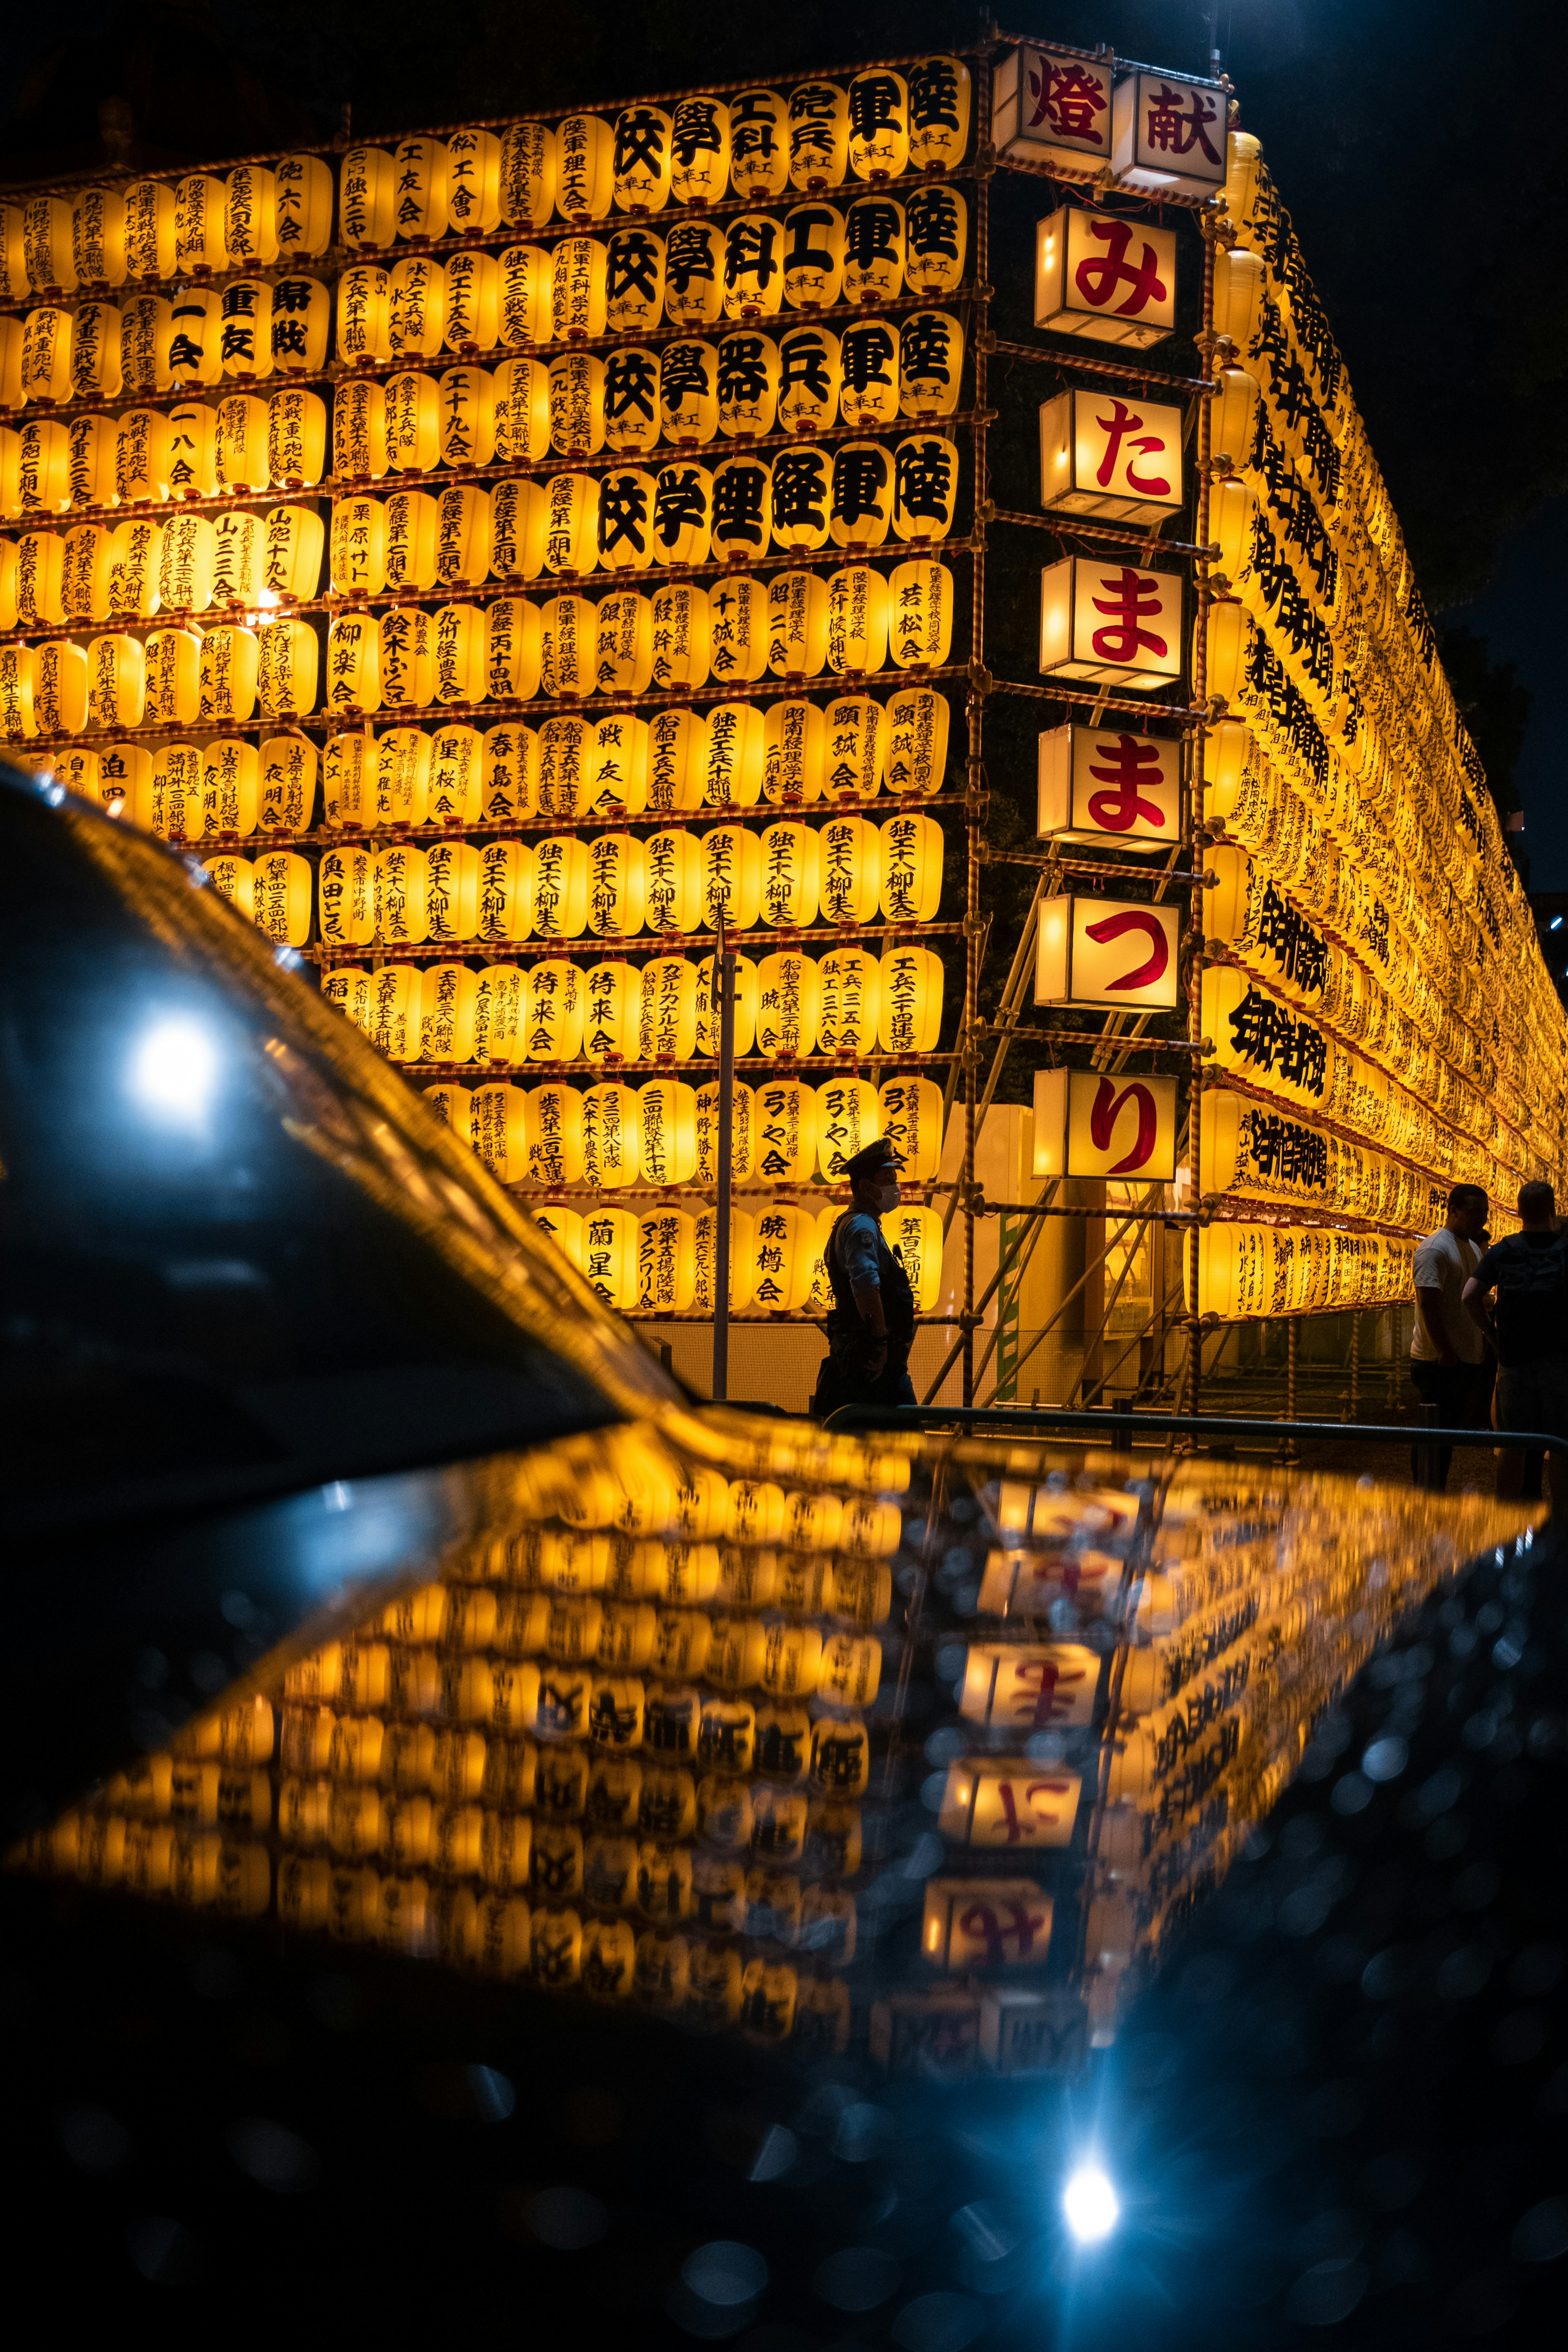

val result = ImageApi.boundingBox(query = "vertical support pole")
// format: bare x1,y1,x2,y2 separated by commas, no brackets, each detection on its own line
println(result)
964,61,993,1411
1080,1181,1106,1406
1281,1314,1299,1463
1185,213,1218,1426
1349,1310,1360,1421
712,913,735,1405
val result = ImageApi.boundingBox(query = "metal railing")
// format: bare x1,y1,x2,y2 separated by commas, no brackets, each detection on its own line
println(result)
822,1399,1560,1461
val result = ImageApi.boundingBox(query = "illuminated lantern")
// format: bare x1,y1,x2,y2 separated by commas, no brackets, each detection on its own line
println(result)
425,1084,473,1144
847,67,909,180
425,837,481,942
1111,70,1226,198
596,479,655,579
501,123,557,229
214,392,269,493
701,823,762,930
259,732,317,832
388,136,448,241
649,581,709,690
420,963,479,1063
18,418,71,512
768,443,831,552
879,946,943,1052
695,1207,755,1308
817,948,880,1054
528,1081,585,1179
324,964,374,1037
764,699,825,803
202,853,253,917
491,477,545,581
639,714,697,819
755,948,821,1056
378,606,434,708
1039,555,1181,689
909,53,971,167
429,724,483,823
752,1081,817,1185
883,1204,943,1310
147,753,202,846
486,599,542,700
1039,386,1183,523
582,961,635,1063
539,595,595,700
1033,1066,1180,1182
788,81,849,191
383,486,438,589
250,849,312,946
432,600,487,703
642,829,704,946
0,647,35,741
546,351,603,460
879,812,943,920
388,256,447,360
66,413,117,507
475,963,527,1065
602,352,660,461
661,96,726,207
585,717,650,818
472,1082,530,1180
99,743,151,820
532,836,591,939
330,494,386,597
537,714,591,814
583,1207,639,1307
376,843,430,945
843,196,904,303
172,174,227,275
583,1083,643,1189
704,463,769,579
557,113,616,223
268,274,329,374
775,330,839,441
695,952,758,1055
167,285,223,388
613,104,673,212
661,224,722,336
766,580,829,691
105,517,162,617
993,43,1111,168
1033,204,1176,347
274,154,333,258
122,178,176,279
713,334,777,445
33,641,88,735
749,1204,816,1310
374,726,428,824
334,265,388,364
1035,895,1180,1010
892,436,958,546
165,401,218,499
883,686,949,795
71,187,127,289
332,376,388,481
483,720,537,819
326,728,375,828
325,612,381,714
438,368,496,471
21,307,72,403
317,844,374,946
724,214,784,319
551,236,608,340
86,632,145,730
637,1209,696,1312
383,370,439,473
444,249,500,353
477,841,535,946
606,228,665,342
697,703,764,808
498,244,550,350
143,626,202,722
878,1074,943,1180
1037,723,1178,849
267,389,326,491
636,954,699,1056
541,470,599,576
830,441,893,550
198,627,259,723
258,616,318,717
837,318,898,428
24,194,76,294
817,1076,880,1178
52,748,101,811
586,828,646,933
217,276,273,381
489,365,548,473
727,89,789,198
118,293,171,395
657,343,715,448
757,820,819,928
62,522,109,624
822,698,883,802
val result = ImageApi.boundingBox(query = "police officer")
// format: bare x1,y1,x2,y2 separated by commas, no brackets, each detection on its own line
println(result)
810,1136,917,1423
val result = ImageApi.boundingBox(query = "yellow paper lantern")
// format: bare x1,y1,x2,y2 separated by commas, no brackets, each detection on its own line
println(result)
826,563,889,673
697,703,764,808
752,1081,817,1185
21,306,72,403
848,67,909,178
317,844,375,946
651,461,713,565
432,601,487,704
558,113,616,223
497,247,549,360
252,849,313,946
445,247,500,351
421,963,479,1062
909,54,971,168
764,699,826,803
215,276,273,382
167,286,223,388
613,104,673,212
636,955,699,1057
879,812,944,920
501,125,557,230
837,318,899,428
533,835,591,939
528,1081,586,1179
121,178,176,279
61,522,109,624
332,377,388,481
325,612,381,715
788,82,850,192
259,731,318,832
478,842,536,946
85,632,145,730
591,590,651,693
71,187,127,289
378,606,434,708
606,227,665,340
424,1083,473,1145
878,1075,943,1180
267,390,327,491
472,1082,530,1180
640,714,699,820
426,837,482,942
586,826,646,933
882,1204,943,1310
777,327,841,435
114,406,169,505
390,136,449,241
330,494,386,598
601,353,660,460
267,274,330,374
822,698,884,802
172,173,227,275
118,293,171,396
383,486,439,589
695,1206,755,1307
23,194,76,295
429,723,483,823
695,951,758,1055
214,392,269,494
749,1204,815,1309
884,684,949,792
728,89,789,198
844,196,906,303
768,443,832,552
482,719,538,818
384,369,440,473
663,220,724,327
198,626,260,724
14,531,62,629
701,824,762,930
756,948,822,1056
551,235,608,341
541,470,599,577
69,303,122,403
583,1082,643,1189
665,96,728,205
66,412,117,507
434,488,493,597
438,367,496,468
582,961,636,1064
484,601,541,706
18,417,71,513
817,947,881,1054
274,155,334,258
878,945,943,1052
893,436,959,547
202,851,253,918
165,401,218,499
373,725,430,824
0,646,36,742
637,1209,696,1311
143,626,202,723
98,742,151,820
147,743,203,838
817,1076,880,1178
325,730,375,830
33,641,89,736
830,440,893,549
649,583,709,690
474,962,526,1065
757,820,820,927
582,1207,639,1310
375,842,429,944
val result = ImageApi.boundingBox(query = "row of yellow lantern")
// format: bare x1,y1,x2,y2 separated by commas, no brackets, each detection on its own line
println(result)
325,945,946,1068
203,813,941,942
1201,1089,1435,1236
1185,1223,1414,1321
0,70,972,301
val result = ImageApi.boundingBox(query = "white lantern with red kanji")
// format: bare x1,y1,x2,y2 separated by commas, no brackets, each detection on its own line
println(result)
1031,1067,1180,1182
1038,556,1182,690
1033,204,1176,347
1037,724,1180,851
1035,897,1180,1011
1039,388,1183,523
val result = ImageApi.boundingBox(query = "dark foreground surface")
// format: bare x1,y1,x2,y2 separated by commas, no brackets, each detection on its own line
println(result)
3,1519,1564,2345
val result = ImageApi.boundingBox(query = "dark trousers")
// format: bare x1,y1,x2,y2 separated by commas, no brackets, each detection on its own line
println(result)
1409,1359,1488,1491
810,1356,917,1425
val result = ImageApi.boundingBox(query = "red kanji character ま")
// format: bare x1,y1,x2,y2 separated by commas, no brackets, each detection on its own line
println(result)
1085,733,1168,831
1088,567,1168,664
1093,397,1171,494
1074,220,1169,318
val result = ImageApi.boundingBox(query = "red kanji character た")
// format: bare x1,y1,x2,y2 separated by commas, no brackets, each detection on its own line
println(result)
1093,397,1172,494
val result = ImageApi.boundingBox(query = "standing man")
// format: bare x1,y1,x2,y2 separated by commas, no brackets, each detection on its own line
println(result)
811,1137,917,1425
1409,1181,1490,1490
1462,1179,1568,1512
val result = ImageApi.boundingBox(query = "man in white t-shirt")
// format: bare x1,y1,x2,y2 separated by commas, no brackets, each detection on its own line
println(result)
1410,1182,1490,1489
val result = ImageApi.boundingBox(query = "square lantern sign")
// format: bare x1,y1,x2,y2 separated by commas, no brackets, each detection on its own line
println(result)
1037,724,1180,851
1035,896,1181,1012
1111,70,1227,198
1032,1066,1180,1181
1034,205,1175,347
993,45,1114,172
1039,557,1182,691
1040,388,1184,523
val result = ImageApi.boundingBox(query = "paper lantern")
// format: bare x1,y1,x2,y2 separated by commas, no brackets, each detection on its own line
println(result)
594,589,654,693
636,954,699,1057
762,699,824,805
18,418,70,513
444,250,500,355
768,443,832,553
472,1082,530,1181
66,413,117,507
600,237,663,359
817,948,880,1054
891,435,959,546
751,1082,817,1185
723,214,784,319
0,647,34,742
637,1208,696,1312
596,358,658,470
1039,386,1183,527
22,194,75,296
388,136,448,241
438,368,496,470
86,632,145,730
501,123,557,229
483,598,540,702
535,714,590,815
380,491,436,596
117,294,170,396
878,1075,943,1181
557,113,616,223
835,319,898,429
843,197,904,304
755,948,821,1056
477,842,535,947
1036,895,1180,1010
697,703,764,808
756,820,820,928
1033,203,1176,348
430,724,483,824
98,743,151,821
330,494,385,598
546,350,603,460
274,154,333,258
847,67,909,179
879,946,944,1052
536,595,592,702
212,394,268,497
474,963,527,1065
880,812,943,920
322,729,373,829
817,1076,880,1178
586,828,646,936
582,1207,639,1309
61,304,118,405
167,401,219,500
583,1083,644,1188
882,686,949,795
198,627,259,724
550,236,608,343
533,837,591,940
658,95,726,205
20,306,72,404
1111,70,1226,197
582,961,635,1063
147,746,202,839
497,245,549,354
690,957,757,1067
432,601,486,704
658,225,721,343
1035,1065,1180,1182
325,612,381,715
1037,723,1179,850
378,606,434,708
726,89,788,199
333,377,388,481
701,824,762,931
379,370,438,476
882,1204,943,1311
822,699,883,803
33,641,88,735
374,724,430,824
638,715,697,820
1039,555,1182,689
830,441,893,550
787,80,849,192
70,187,126,289
482,720,537,820
267,274,330,375
528,1081,586,1179
909,53,971,167
388,256,447,361
425,838,481,941
267,390,326,492
61,523,109,624
420,964,479,1063
214,277,273,383
376,844,429,945
259,732,317,832
748,1204,816,1310
611,104,673,213
251,849,312,946
201,852,253,918
114,182,168,285
540,471,599,577
424,1083,473,1145
649,582,709,690
650,461,712,566
105,517,161,617
143,626,202,723
167,287,223,389
322,965,374,1036
317,844,374,946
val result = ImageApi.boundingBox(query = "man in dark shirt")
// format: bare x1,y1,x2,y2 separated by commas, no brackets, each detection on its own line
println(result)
810,1137,918,1424
1462,1178,1568,1509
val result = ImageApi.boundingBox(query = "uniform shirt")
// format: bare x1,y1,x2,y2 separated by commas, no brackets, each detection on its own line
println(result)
830,1209,884,1294
1410,1227,1484,1364
1468,1229,1568,1368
